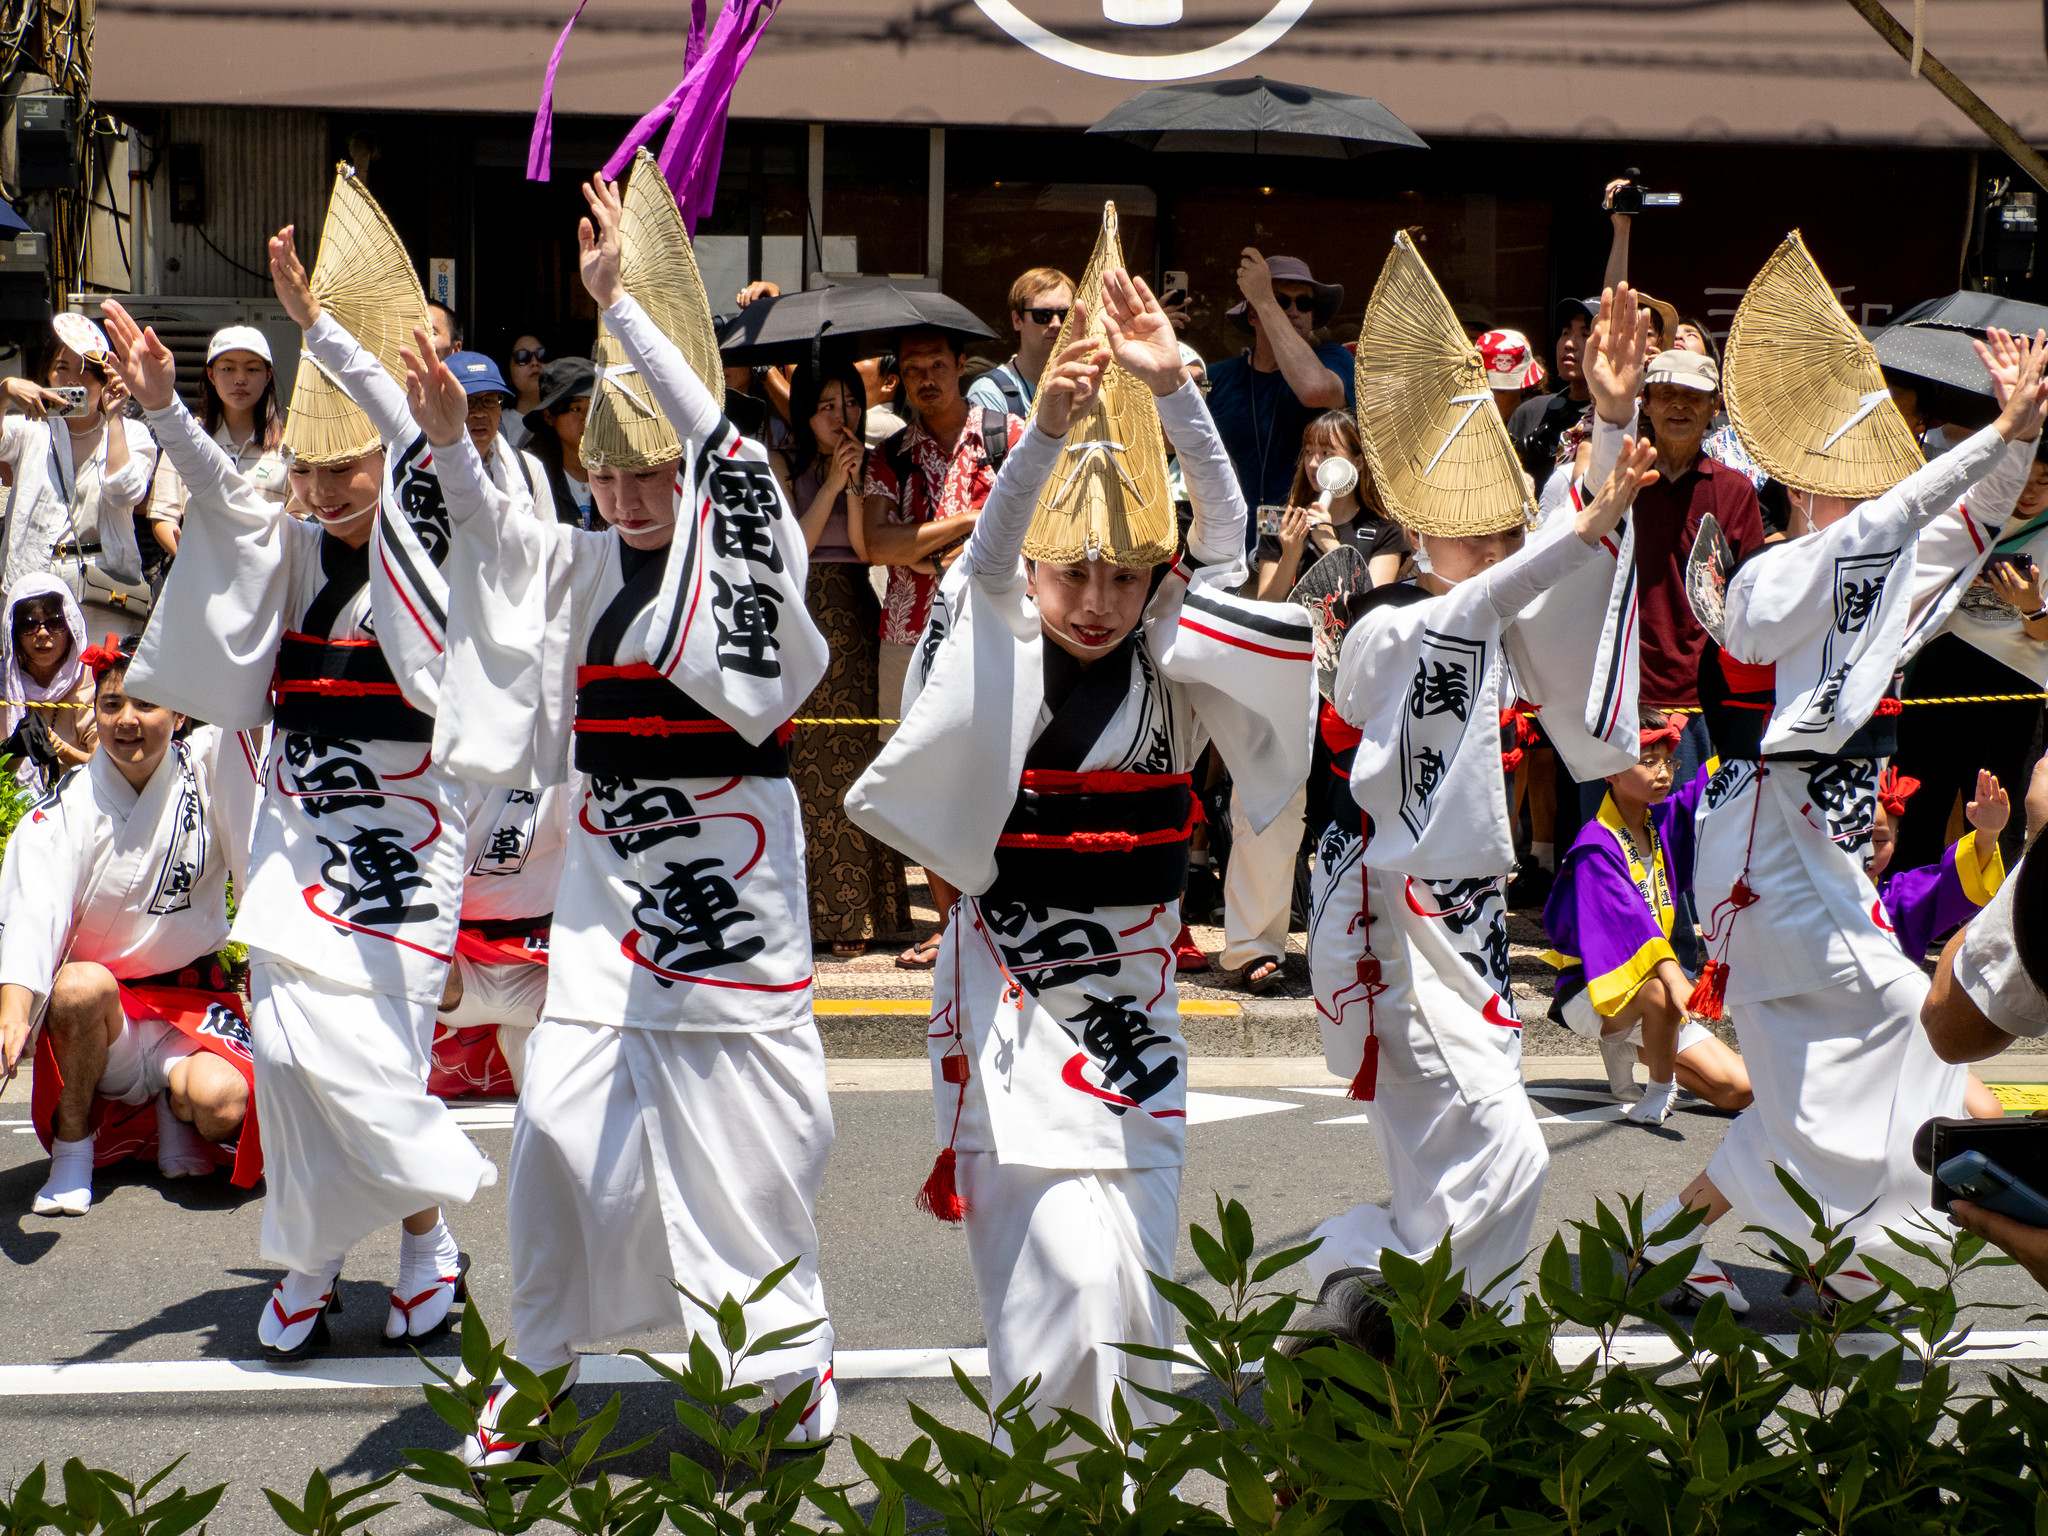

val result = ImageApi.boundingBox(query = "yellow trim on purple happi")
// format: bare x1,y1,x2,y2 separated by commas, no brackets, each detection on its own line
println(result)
1540,949,1579,971
1955,830,2006,908
1585,935,1679,1017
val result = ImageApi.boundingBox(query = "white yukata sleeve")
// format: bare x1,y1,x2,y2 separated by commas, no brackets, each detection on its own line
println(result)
599,294,724,449
0,793,80,1005
128,398,297,729
1728,425,2018,661
432,429,585,788
303,312,418,446
1902,431,2038,659
1155,379,1246,568
1954,857,2048,1038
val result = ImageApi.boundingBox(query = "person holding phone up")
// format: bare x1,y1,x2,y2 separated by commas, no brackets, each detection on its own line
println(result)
0,320,159,639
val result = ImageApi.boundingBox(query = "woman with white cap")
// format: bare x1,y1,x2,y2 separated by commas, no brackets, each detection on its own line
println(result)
148,325,290,557
0,316,159,637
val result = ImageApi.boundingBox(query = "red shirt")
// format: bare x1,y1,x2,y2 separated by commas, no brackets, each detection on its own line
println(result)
1629,450,1766,708
864,409,1026,646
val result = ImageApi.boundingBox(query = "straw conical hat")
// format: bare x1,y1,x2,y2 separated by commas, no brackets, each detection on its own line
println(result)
1354,232,1534,538
283,163,430,467
1722,231,1922,498
1020,202,1175,568
584,150,724,470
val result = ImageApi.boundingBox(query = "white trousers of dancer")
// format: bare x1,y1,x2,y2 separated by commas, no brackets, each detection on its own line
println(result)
439,951,548,1091
1706,970,1968,1259
508,1019,835,1375
1304,1076,1549,1314
250,957,497,1273
1221,783,1306,972
957,1154,1180,1434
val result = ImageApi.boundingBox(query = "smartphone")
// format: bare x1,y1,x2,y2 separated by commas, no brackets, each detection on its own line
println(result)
51,385,89,418
1937,1150,2048,1227
1161,270,1188,300
1989,553,2037,577
1256,505,1287,538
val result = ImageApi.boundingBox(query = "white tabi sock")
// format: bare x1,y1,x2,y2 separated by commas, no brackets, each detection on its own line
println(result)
155,1095,214,1178
1627,1076,1679,1126
33,1136,96,1216
1641,1196,1692,1264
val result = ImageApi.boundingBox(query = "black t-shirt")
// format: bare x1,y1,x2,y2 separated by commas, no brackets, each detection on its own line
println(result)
1509,389,1590,479
1255,510,1408,575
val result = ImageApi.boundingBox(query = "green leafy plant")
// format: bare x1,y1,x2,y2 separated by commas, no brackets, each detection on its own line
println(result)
0,1455,224,1536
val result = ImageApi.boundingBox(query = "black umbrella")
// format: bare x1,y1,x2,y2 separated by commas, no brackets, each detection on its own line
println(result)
1871,291,2048,429
1087,76,1427,160
718,282,996,367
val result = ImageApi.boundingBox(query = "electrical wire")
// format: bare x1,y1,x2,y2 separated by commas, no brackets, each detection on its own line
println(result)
189,223,267,283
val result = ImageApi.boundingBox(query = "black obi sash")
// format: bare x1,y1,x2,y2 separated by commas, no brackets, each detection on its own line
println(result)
573,540,789,779
271,536,433,742
1698,642,1901,764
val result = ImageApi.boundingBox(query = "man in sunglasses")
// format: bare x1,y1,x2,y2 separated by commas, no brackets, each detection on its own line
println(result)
1207,250,1352,549
967,266,1074,419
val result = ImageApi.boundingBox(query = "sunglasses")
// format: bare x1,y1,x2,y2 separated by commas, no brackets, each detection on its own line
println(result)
1272,293,1319,314
511,347,547,365
1024,307,1070,326
14,613,63,635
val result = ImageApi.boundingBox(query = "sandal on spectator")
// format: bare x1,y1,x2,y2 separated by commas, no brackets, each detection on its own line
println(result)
896,934,942,970
1241,957,1284,995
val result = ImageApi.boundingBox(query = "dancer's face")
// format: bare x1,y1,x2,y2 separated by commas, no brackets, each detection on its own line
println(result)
590,459,680,549
95,667,184,792
1028,558,1149,663
1419,530,1523,585
288,451,385,546
1607,741,1676,810
1866,805,1896,882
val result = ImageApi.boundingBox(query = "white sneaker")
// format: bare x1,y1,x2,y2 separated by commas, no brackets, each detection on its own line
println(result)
1626,1077,1679,1126
772,1364,838,1443
32,1136,95,1216
1599,1034,1641,1101
461,1357,581,1469
1677,1256,1752,1315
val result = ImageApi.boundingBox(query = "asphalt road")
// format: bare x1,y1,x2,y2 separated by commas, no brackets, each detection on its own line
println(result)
5,1062,2047,1535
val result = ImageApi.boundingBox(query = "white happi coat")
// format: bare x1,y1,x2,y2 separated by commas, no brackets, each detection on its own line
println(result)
463,782,573,925
129,400,470,1007
432,293,825,1031
0,726,255,998
1697,423,2033,1249
848,383,1316,1171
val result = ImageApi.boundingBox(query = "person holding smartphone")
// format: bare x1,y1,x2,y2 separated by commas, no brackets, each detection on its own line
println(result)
0,322,159,638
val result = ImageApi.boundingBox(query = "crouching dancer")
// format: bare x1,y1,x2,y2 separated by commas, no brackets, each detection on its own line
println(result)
417,163,835,1465
105,276,491,1360
849,218,1315,1435
0,639,261,1214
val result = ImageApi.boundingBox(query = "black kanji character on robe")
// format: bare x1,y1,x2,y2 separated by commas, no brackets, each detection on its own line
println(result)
998,916,1120,995
591,780,701,857
627,857,765,984
1806,756,1875,814
480,826,526,868
1836,577,1884,634
1408,658,1470,720
1411,746,1448,805
316,826,439,929
710,572,783,678
712,505,786,575
707,457,786,525
1064,994,1178,1114
283,734,386,816
396,441,452,565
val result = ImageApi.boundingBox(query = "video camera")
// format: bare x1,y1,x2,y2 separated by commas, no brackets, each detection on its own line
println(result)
1609,168,1682,216
1916,1113,2048,1225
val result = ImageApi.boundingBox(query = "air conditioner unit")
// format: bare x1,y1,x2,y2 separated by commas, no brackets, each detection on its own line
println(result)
69,295,301,414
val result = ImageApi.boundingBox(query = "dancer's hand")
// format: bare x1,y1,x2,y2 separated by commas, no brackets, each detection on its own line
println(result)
579,177,627,310
1035,327,1107,439
401,324,468,449
1585,283,1650,427
99,301,179,412
1576,434,1659,546
1966,768,2011,841
269,226,322,329
1984,329,2048,443
1101,270,1186,397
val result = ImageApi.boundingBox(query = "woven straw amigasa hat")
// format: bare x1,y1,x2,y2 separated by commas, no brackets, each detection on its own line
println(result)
583,149,725,471
1021,202,1175,568
1723,231,1922,499
283,163,430,468
1354,231,1534,539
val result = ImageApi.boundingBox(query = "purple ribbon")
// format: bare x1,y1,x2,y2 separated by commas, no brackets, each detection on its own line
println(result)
524,0,592,184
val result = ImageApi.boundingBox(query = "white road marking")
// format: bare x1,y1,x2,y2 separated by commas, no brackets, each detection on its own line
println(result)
1184,1091,1298,1126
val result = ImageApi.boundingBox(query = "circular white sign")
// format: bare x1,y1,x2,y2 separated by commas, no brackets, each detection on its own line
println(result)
970,0,1317,82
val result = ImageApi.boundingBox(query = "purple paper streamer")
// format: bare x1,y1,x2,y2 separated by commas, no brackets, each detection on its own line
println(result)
525,0,593,182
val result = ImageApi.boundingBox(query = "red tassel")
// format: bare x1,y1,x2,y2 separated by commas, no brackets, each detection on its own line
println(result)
1348,1033,1380,1102
941,1052,969,1084
916,1148,967,1222
1686,959,1730,1022
1356,953,1381,986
